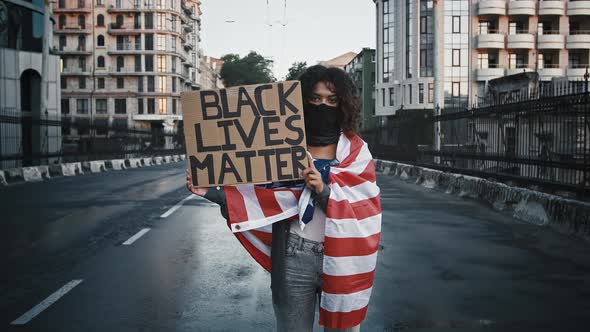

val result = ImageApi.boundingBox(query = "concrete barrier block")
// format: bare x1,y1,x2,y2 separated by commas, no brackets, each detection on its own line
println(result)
172,155,180,162
0,170,7,186
82,160,106,173
109,159,126,170
153,156,163,165
3,168,24,183
22,167,43,182
180,154,186,161
163,155,172,163
126,158,142,168
141,158,153,166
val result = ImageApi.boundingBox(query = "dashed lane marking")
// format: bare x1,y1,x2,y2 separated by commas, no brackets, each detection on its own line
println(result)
122,228,151,245
160,194,195,218
11,279,84,325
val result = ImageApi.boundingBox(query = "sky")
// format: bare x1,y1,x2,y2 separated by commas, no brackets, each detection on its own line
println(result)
200,0,376,80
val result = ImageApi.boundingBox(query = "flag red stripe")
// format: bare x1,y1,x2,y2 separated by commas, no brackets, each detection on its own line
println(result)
321,271,375,294
331,160,376,187
339,135,365,168
254,187,283,217
326,196,381,220
250,229,273,247
323,233,381,257
232,231,271,272
319,305,368,330
225,186,249,222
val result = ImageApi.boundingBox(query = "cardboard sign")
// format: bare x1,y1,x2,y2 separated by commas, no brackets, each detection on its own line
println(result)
181,81,308,187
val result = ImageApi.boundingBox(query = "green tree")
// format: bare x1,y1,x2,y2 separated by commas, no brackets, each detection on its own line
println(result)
285,61,308,81
219,51,275,87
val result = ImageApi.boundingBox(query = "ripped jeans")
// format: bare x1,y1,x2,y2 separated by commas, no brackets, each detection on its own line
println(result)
271,232,361,332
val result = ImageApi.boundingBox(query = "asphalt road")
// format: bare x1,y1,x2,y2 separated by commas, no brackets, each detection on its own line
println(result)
1,162,590,331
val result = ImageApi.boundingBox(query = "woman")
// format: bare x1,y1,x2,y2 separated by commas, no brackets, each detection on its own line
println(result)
187,65,381,331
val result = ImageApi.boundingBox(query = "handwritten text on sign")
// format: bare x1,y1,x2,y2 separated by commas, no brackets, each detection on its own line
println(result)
181,81,308,187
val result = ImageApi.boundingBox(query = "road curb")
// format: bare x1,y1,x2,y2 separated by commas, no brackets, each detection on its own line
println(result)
375,159,590,243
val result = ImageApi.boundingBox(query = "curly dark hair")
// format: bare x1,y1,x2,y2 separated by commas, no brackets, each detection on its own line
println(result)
298,65,360,134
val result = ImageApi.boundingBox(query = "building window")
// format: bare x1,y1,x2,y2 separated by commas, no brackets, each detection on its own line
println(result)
145,13,154,29
382,88,386,107
452,49,460,67
117,77,124,88
79,77,86,89
115,99,127,114
97,77,105,89
61,77,67,89
157,13,166,30
78,15,85,29
479,21,489,35
158,98,167,114
157,55,166,72
147,76,155,92
171,57,176,73
157,34,166,51
408,84,412,104
135,55,142,72
116,14,124,26
78,35,86,50
97,14,104,26
172,77,176,92
97,56,105,68
96,0,104,5
389,88,394,106
97,35,104,47
418,83,424,104
134,13,141,29
145,55,154,71
145,34,154,50
158,76,166,92
172,99,177,114
96,99,107,114
452,16,460,33
509,53,525,69
76,99,89,114
59,36,66,50
138,98,144,114
147,98,155,114
478,53,488,69
61,99,70,114
428,83,433,103
137,76,143,92
116,56,124,71
78,56,86,70
452,82,460,97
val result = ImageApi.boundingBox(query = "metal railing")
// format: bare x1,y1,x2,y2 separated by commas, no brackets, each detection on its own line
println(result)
361,80,590,198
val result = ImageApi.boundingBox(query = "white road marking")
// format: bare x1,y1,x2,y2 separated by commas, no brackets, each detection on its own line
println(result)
122,228,151,245
11,279,83,325
160,194,195,218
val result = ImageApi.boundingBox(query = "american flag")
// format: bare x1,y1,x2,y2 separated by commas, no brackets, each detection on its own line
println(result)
224,132,382,329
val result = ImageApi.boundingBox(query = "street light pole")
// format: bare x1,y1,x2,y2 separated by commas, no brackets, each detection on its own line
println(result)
432,0,444,164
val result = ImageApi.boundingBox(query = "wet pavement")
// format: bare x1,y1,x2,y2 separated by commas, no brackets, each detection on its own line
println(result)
1,163,590,331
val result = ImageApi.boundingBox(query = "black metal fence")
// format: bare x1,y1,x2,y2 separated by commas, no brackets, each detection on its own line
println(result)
0,109,185,169
361,82,590,198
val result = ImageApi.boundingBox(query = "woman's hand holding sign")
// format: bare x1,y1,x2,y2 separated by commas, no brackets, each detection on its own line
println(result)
302,151,324,194
186,169,208,197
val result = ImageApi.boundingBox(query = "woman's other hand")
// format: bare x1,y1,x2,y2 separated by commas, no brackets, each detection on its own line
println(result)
302,153,324,194
186,169,208,196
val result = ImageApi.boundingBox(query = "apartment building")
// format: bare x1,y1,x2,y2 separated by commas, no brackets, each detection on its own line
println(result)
374,0,590,115
199,55,224,90
344,48,379,131
53,0,202,137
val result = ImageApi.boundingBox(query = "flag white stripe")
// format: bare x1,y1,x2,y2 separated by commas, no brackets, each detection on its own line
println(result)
242,230,271,256
274,190,298,214
325,214,382,238
336,133,351,162
320,287,373,313
330,181,380,203
237,185,266,221
323,252,378,276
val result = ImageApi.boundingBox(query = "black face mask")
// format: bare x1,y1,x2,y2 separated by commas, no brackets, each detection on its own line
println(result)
303,102,343,146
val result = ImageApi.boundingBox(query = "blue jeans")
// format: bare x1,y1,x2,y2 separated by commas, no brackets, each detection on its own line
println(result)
272,232,361,332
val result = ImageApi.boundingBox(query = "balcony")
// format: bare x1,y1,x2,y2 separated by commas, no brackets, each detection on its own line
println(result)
537,33,565,49
476,66,505,81
538,65,566,80
107,43,143,54
55,47,92,55
567,0,590,16
567,64,590,77
478,0,506,15
507,1,536,16
60,67,91,76
108,67,144,76
55,25,91,34
567,32,590,48
184,41,194,51
507,33,535,49
107,3,141,13
477,33,505,48
133,114,182,121
538,1,566,16
54,0,91,13
183,23,194,33
506,66,534,76
108,23,142,35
